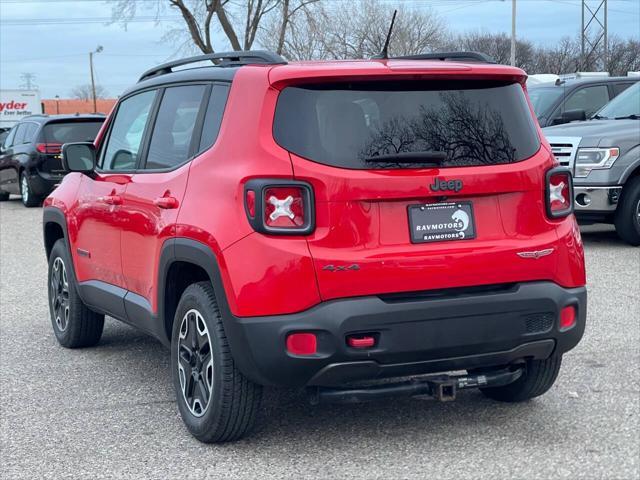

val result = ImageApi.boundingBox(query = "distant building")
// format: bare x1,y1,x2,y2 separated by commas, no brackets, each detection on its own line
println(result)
42,98,117,115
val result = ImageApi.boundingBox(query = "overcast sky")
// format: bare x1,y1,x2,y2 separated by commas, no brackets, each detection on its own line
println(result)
1,0,639,98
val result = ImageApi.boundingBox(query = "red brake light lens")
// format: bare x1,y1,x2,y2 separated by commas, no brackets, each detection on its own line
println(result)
36,143,62,154
286,332,317,355
560,305,577,330
264,187,306,228
546,168,573,218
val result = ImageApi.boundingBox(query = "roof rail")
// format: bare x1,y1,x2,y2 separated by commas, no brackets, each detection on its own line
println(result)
392,51,496,64
138,50,287,82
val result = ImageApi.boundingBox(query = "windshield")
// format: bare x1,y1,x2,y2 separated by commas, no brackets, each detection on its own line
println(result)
528,86,563,117
274,80,540,169
596,82,640,119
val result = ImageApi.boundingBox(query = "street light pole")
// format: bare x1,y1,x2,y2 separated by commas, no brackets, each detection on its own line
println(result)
55,95,60,114
510,0,516,66
89,45,103,113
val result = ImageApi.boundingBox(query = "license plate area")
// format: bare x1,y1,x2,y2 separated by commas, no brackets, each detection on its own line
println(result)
408,201,476,244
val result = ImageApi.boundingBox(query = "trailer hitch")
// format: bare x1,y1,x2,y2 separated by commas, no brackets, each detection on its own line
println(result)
308,367,523,405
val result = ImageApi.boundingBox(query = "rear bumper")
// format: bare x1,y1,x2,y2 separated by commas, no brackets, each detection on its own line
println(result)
223,281,587,387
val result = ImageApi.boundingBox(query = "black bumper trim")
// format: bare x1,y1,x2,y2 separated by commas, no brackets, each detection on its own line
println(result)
222,281,587,388
308,340,554,386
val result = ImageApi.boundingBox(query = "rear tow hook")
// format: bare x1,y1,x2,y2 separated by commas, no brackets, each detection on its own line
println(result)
307,368,523,405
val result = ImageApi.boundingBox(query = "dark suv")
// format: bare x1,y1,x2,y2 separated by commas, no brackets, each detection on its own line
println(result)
43,51,587,443
0,114,105,206
529,76,638,127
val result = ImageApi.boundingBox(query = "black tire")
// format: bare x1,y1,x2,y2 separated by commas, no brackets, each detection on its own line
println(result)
171,281,262,443
48,239,105,348
20,172,41,208
0,191,9,201
614,176,640,246
478,355,562,402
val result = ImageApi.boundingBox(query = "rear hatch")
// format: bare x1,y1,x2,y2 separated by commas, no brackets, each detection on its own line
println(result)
38,119,104,174
272,72,559,301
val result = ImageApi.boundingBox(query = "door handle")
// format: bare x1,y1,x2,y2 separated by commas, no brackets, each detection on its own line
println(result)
98,194,123,205
154,196,179,209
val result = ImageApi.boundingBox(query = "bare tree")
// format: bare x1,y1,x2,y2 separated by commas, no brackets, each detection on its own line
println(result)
111,0,284,54
605,37,640,76
70,84,108,101
446,31,536,71
260,0,446,60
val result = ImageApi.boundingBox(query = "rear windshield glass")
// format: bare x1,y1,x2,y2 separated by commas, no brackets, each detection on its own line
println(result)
43,121,104,144
273,81,540,169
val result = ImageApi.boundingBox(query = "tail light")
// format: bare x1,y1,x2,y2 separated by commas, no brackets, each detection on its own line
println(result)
545,167,574,219
244,179,315,235
36,143,62,154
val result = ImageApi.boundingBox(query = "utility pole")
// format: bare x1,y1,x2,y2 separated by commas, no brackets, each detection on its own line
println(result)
581,0,608,71
89,45,103,113
510,0,516,66
20,73,37,90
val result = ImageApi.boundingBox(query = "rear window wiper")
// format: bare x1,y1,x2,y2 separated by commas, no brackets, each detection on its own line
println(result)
363,151,446,165
613,114,639,120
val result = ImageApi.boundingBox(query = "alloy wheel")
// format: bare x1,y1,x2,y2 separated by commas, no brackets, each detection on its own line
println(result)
21,175,29,204
50,257,70,331
635,199,640,229
177,309,214,417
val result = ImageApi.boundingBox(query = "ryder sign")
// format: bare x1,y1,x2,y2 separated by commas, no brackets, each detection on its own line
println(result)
0,90,41,129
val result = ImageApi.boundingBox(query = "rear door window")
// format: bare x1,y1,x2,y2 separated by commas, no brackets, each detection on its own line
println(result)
144,85,207,170
273,80,540,169
43,121,103,144
612,82,634,96
198,84,230,152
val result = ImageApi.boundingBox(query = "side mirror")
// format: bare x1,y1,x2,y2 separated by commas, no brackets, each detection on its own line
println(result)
552,109,587,125
62,142,96,173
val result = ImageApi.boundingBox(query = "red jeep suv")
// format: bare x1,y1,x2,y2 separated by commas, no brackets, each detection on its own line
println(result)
43,51,587,443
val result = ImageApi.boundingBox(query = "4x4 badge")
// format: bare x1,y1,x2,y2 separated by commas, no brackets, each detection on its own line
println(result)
517,248,554,259
322,264,360,272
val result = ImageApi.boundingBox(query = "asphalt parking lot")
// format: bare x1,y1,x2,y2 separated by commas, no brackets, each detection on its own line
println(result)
0,196,638,480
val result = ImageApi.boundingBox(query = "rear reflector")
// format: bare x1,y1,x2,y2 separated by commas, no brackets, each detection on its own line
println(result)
347,335,376,349
245,190,256,218
286,332,317,355
560,306,577,330
36,143,62,154
546,168,574,218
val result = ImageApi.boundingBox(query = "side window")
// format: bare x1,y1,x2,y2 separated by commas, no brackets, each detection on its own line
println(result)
22,123,38,144
564,85,610,117
3,126,17,148
100,90,156,171
12,124,28,145
199,84,230,152
612,82,633,96
144,85,206,170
